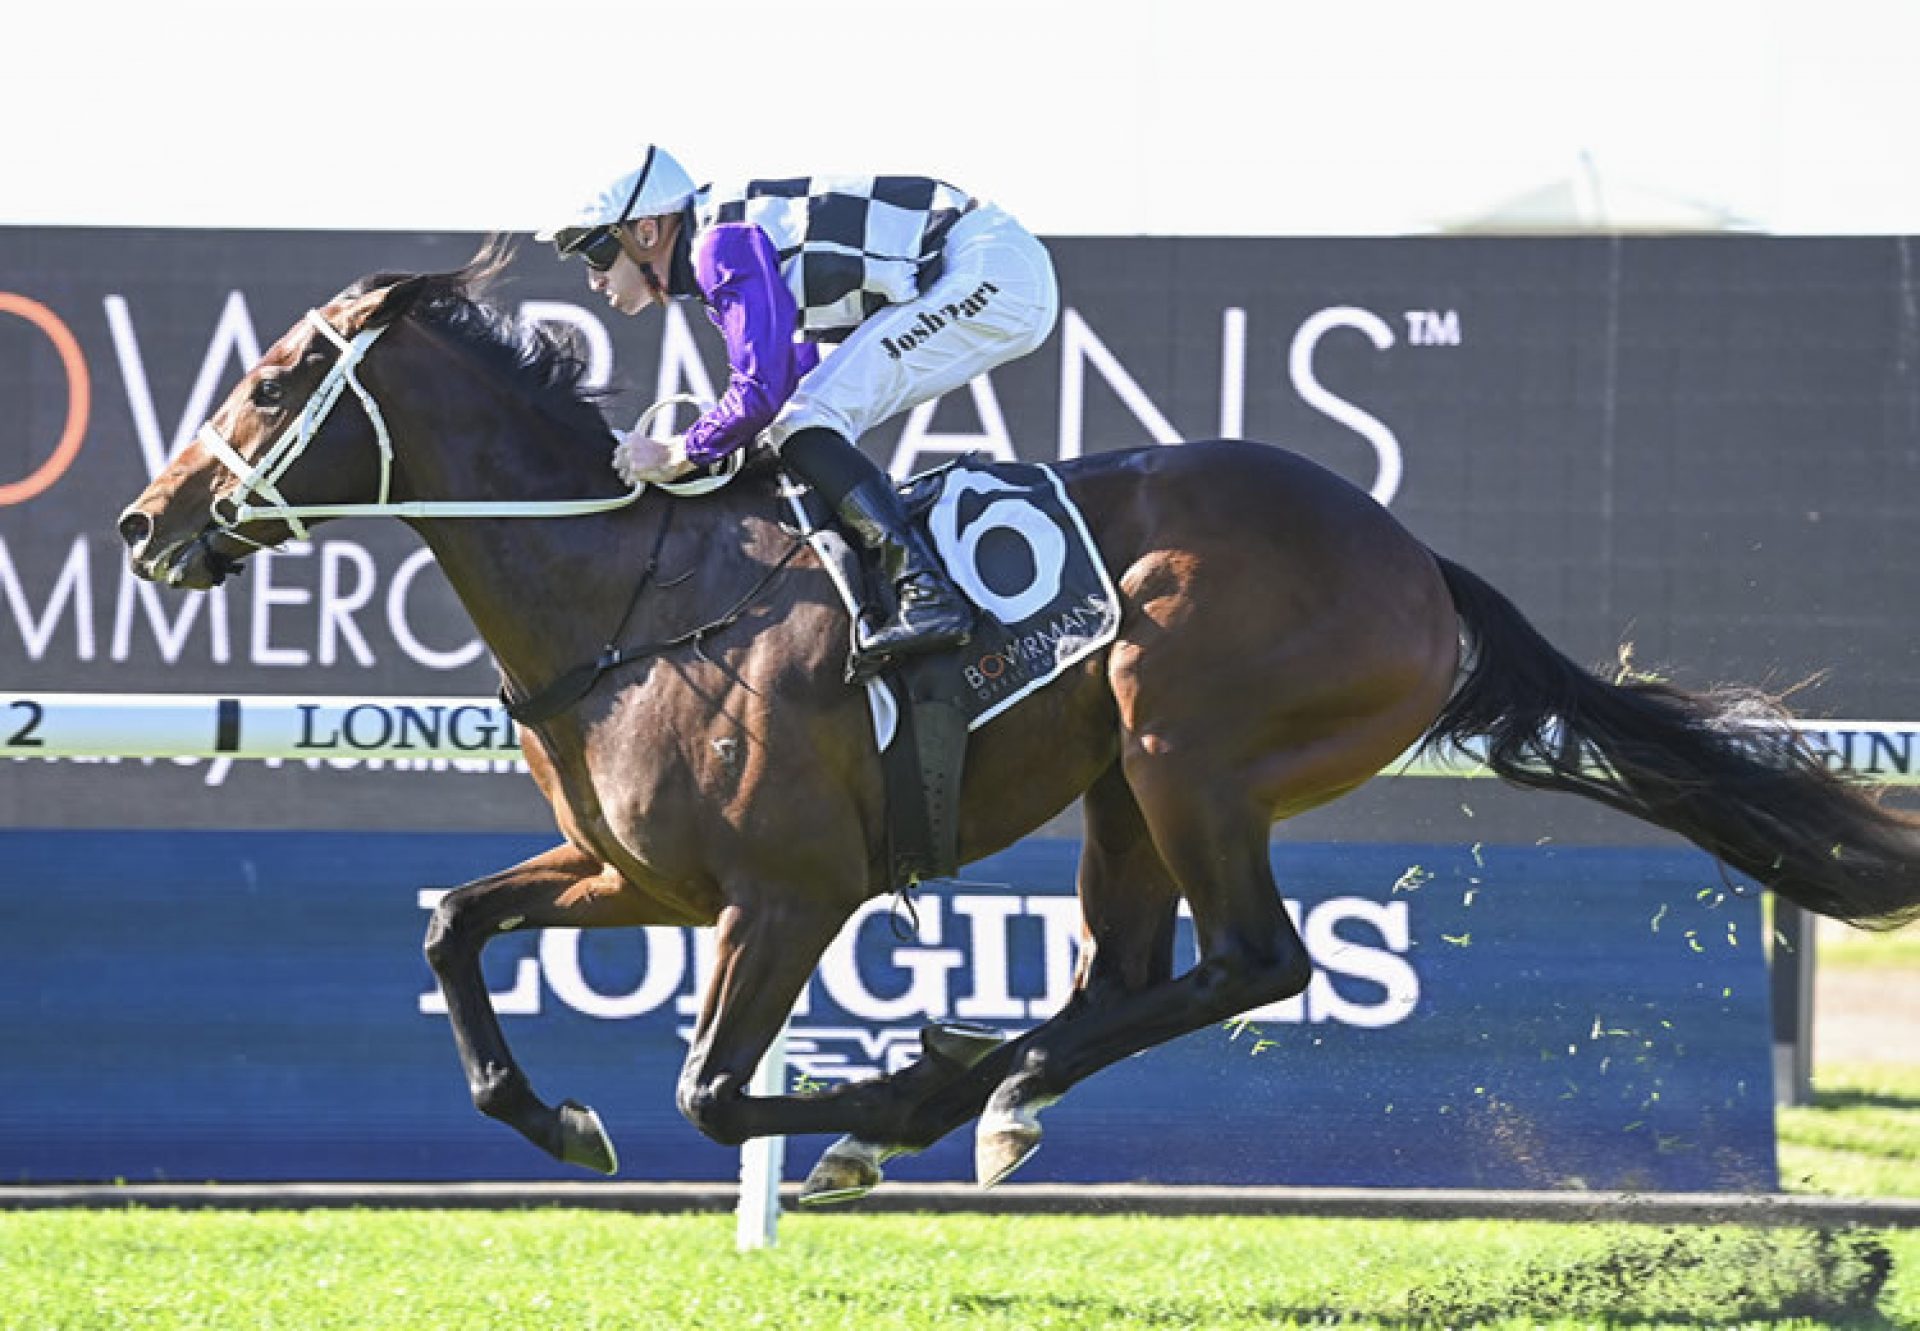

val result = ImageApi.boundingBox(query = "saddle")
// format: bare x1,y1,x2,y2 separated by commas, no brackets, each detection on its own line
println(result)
780,457,1120,888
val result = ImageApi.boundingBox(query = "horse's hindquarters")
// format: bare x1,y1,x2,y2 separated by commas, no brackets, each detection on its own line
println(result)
1057,442,1462,822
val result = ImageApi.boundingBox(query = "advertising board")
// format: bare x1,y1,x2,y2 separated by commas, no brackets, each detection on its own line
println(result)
0,830,1772,1189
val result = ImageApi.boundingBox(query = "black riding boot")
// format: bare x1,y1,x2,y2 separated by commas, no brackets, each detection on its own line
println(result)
781,428,974,676
835,476,976,668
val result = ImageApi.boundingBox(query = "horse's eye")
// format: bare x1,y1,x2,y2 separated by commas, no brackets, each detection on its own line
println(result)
253,378,287,409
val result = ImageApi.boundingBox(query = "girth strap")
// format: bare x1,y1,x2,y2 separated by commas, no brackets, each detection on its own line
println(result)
880,654,971,887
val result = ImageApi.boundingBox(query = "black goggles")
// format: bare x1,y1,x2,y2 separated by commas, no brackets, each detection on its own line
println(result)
560,147,659,273
565,225,628,272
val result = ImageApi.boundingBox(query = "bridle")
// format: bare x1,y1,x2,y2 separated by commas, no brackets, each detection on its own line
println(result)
197,310,393,546
194,308,736,548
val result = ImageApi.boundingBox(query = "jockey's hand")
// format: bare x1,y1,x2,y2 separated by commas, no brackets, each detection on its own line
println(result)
611,431,696,487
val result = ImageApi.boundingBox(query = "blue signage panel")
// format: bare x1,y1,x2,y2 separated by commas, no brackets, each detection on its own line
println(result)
0,830,1774,1189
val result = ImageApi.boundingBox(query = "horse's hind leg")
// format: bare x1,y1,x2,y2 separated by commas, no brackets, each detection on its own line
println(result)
976,761,1313,1186
801,761,1186,1202
422,842,669,1174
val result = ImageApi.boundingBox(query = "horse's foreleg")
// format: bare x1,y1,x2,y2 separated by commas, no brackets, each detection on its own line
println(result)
671,890,995,1153
795,1020,1012,1204
422,842,662,1174
671,892,862,1147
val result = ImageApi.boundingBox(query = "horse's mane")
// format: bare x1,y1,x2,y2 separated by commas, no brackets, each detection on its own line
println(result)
347,238,616,444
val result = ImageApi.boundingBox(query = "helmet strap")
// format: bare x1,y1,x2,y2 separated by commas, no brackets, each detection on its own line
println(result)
616,216,676,302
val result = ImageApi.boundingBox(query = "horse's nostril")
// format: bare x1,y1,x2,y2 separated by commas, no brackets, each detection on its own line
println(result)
117,508,154,552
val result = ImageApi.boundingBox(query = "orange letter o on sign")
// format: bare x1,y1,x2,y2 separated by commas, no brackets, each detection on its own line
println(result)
0,294,91,506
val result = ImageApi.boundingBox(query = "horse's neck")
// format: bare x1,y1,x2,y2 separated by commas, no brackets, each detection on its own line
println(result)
407,479,772,706
374,336,783,703
375,368,630,693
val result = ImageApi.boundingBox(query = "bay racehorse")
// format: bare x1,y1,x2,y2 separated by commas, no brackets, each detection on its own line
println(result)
118,246,1920,1201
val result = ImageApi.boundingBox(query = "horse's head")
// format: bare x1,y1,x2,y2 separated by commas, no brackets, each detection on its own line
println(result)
117,273,429,590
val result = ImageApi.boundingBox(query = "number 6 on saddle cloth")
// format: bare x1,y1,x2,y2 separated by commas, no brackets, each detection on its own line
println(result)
782,452,1121,886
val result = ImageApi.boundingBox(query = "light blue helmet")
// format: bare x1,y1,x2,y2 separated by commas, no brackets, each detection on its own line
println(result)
535,145,697,245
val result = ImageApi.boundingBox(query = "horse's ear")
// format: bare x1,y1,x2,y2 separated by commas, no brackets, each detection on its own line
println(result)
366,275,430,329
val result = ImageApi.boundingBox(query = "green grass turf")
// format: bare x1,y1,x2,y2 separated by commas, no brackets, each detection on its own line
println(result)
1780,1062,1920,1198
1776,919,1920,1199
0,1210,1914,1330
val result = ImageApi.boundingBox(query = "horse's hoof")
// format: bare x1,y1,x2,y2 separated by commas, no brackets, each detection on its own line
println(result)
974,1105,1044,1188
798,1137,888,1206
556,1099,619,1176
923,1021,1007,1070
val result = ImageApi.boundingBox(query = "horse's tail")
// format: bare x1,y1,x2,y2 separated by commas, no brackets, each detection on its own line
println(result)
1422,554,1920,929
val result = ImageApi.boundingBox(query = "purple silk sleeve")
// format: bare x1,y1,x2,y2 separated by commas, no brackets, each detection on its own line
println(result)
680,223,821,463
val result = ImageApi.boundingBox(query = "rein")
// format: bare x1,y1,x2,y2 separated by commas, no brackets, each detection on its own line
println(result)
501,497,809,728
195,304,795,728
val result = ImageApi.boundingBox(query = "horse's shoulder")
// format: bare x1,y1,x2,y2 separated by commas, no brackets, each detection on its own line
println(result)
662,474,843,605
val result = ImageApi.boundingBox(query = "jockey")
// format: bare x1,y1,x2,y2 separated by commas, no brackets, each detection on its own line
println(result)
537,144,1060,678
